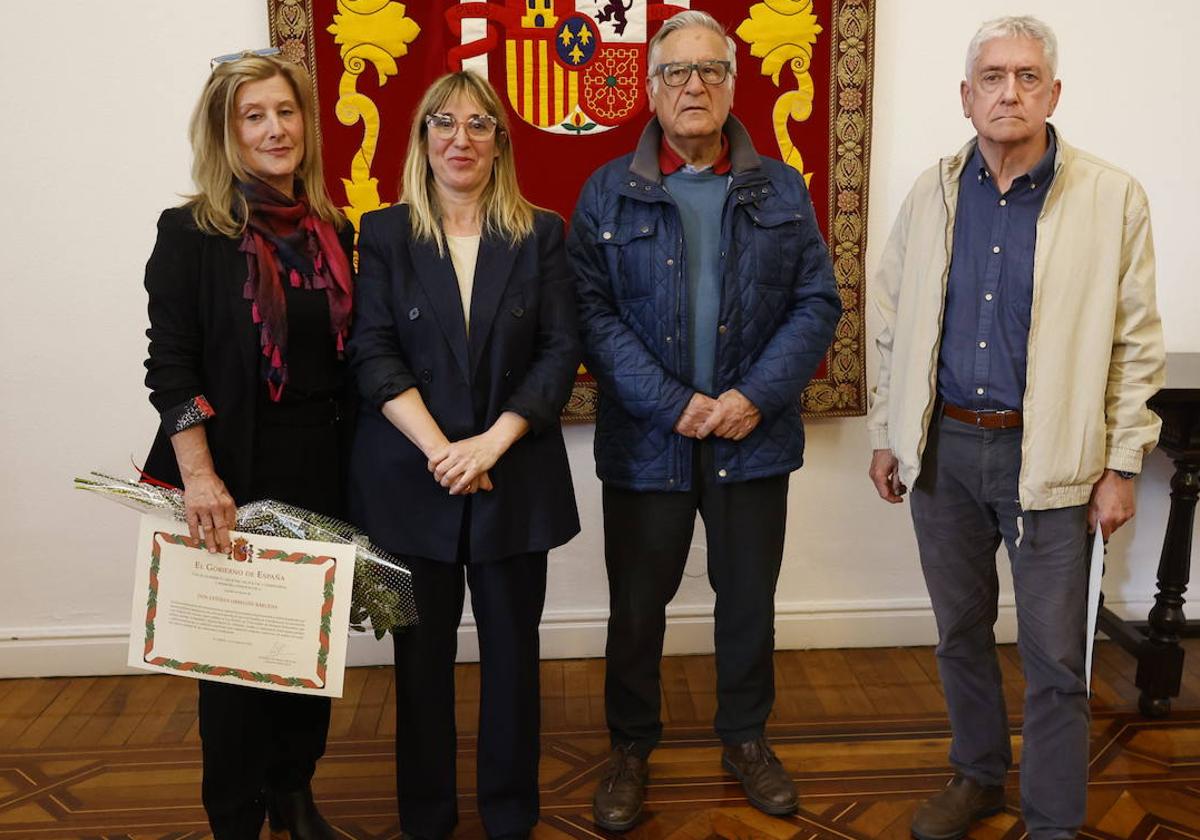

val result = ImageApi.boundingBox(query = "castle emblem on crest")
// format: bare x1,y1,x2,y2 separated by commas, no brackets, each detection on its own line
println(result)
447,0,688,134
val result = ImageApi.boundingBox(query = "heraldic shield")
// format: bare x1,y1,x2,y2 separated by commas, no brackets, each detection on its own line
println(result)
448,0,689,134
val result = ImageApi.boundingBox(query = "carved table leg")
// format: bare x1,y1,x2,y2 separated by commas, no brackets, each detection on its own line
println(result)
1136,457,1200,717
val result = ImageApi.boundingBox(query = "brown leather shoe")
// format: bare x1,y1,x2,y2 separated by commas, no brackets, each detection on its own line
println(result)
592,744,649,832
910,773,1006,840
721,737,798,815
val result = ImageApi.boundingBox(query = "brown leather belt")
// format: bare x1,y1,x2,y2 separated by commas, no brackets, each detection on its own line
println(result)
942,402,1023,429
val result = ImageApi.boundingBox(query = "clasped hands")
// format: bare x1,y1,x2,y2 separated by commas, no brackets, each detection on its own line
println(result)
674,390,761,441
427,434,501,496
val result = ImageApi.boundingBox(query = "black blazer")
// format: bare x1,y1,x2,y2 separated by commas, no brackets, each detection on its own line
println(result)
347,205,580,564
142,207,355,503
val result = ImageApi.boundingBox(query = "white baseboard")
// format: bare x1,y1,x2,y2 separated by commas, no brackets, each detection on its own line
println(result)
0,598,1157,678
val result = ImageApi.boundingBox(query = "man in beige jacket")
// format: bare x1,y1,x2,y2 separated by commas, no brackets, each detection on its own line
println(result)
867,15,1164,840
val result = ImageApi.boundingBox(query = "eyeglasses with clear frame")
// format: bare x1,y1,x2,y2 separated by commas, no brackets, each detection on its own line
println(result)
425,112,500,141
210,47,281,71
654,60,732,87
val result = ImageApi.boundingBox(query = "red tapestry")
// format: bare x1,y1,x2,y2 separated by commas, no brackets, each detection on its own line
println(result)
268,0,873,419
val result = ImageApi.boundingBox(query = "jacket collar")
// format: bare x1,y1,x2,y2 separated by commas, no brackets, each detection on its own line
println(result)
940,123,1071,193
629,115,761,184
409,227,519,383
466,234,519,378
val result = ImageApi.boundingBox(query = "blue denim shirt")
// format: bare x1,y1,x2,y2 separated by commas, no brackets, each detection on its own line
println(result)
937,130,1057,411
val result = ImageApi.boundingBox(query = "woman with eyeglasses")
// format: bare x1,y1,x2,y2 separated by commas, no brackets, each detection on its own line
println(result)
141,51,351,839
346,71,579,839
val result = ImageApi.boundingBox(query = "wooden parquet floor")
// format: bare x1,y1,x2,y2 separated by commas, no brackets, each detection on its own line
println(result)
3,640,1200,839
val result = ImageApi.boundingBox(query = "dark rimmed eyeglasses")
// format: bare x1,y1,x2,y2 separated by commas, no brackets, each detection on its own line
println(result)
425,112,500,141
210,47,281,70
654,60,733,87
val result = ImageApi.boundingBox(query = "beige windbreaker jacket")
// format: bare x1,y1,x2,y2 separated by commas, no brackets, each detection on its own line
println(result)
866,129,1164,511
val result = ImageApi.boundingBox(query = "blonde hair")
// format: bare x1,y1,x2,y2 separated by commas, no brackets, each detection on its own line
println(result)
186,53,343,237
401,72,535,254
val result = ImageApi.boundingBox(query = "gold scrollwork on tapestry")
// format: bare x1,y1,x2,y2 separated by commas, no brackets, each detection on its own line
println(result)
274,0,309,63
327,1,421,231
735,0,823,185
800,0,871,415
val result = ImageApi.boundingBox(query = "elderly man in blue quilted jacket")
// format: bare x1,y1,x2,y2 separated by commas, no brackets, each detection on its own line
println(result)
567,10,841,831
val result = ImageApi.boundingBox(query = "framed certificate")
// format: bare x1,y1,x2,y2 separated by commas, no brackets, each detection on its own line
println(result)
128,515,355,696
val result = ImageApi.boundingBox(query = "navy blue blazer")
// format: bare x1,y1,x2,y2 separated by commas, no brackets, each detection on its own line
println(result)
347,205,581,564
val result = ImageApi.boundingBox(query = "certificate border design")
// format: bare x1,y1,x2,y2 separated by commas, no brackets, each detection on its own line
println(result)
143,532,338,689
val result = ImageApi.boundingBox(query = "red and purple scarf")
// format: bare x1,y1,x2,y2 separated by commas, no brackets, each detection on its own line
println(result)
237,179,352,401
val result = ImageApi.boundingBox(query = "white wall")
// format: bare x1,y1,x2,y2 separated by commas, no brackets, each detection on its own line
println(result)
2,1,1196,676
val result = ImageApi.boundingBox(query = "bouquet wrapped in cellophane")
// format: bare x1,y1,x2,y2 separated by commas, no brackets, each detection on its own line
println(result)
75,472,416,637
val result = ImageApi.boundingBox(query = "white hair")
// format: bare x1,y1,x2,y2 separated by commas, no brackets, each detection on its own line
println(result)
966,15,1058,79
647,10,737,94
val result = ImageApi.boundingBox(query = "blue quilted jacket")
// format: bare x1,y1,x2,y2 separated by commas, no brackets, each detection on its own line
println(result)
568,117,841,491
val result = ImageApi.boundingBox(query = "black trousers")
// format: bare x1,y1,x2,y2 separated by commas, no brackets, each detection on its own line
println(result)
392,549,547,839
199,395,339,839
199,683,331,838
602,441,789,756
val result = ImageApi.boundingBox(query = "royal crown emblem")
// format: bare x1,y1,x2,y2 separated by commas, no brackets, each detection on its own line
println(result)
447,0,687,134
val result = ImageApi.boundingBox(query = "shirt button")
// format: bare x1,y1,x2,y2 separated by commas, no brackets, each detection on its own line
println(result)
665,335,672,343
979,341,987,349
992,245,1001,254
984,293,994,301
602,231,613,240
976,387,985,396
718,324,727,335
640,225,650,234
666,258,674,266
718,469,728,478
999,199,1007,207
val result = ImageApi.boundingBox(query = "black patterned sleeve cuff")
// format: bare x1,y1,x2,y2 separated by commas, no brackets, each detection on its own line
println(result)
161,395,216,435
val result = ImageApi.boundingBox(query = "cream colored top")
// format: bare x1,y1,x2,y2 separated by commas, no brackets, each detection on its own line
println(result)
867,129,1164,511
446,234,481,334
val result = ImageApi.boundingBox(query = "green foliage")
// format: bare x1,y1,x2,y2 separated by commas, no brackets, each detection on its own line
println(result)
349,557,407,640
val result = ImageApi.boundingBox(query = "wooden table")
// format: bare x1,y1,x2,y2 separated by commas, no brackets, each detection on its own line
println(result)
1098,352,1200,716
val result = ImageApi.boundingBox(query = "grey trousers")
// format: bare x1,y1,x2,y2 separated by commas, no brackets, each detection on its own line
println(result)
910,413,1090,840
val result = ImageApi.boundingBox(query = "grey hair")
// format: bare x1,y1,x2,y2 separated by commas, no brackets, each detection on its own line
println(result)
966,15,1058,79
647,10,738,93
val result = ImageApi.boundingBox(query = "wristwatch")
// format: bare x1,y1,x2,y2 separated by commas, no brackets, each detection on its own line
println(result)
1114,470,1137,480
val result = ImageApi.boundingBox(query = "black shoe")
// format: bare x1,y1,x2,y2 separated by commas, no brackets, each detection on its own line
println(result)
266,785,336,840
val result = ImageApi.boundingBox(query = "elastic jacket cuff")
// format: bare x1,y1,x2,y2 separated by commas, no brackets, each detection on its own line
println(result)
1106,445,1144,474
868,426,890,450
